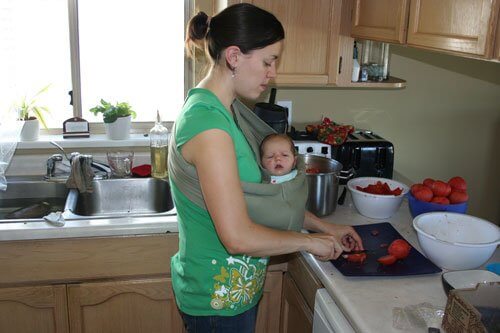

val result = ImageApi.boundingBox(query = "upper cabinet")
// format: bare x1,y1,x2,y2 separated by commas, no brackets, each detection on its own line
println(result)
225,0,405,88
352,0,500,60
351,0,410,44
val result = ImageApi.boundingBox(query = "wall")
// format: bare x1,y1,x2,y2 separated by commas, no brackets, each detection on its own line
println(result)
269,46,500,223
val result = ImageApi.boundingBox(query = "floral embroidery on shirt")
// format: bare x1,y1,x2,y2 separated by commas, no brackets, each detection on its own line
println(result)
210,255,267,310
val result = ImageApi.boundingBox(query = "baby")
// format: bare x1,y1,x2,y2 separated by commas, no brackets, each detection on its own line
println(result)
260,133,298,184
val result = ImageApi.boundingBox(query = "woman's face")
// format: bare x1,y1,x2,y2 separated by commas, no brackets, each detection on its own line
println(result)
234,41,283,100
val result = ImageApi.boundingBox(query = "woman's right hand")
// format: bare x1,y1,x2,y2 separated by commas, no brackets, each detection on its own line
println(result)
306,233,345,261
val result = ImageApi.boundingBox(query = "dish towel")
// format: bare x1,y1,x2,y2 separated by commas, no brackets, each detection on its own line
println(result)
66,154,95,193
43,211,65,227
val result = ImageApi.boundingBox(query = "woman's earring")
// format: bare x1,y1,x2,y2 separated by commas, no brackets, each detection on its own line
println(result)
231,67,237,78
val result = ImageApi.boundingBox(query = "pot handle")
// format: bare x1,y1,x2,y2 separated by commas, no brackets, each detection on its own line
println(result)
338,168,355,181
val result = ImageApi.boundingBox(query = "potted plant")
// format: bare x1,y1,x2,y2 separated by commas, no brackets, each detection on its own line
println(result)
15,85,51,141
90,99,137,140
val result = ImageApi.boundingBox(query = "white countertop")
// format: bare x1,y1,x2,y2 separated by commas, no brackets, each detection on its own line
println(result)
0,214,178,241
303,188,500,333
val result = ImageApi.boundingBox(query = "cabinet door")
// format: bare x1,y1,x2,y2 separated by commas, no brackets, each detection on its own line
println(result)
232,0,342,85
67,277,184,333
0,284,69,333
351,0,410,43
407,0,500,57
280,273,313,333
256,271,283,333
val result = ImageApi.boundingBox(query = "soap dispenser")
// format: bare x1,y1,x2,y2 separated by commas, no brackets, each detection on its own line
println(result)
149,110,169,179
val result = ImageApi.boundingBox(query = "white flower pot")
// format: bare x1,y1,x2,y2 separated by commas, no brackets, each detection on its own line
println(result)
105,115,131,140
20,119,40,141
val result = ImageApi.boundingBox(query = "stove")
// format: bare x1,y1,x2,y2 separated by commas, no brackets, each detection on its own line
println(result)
293,140,331,158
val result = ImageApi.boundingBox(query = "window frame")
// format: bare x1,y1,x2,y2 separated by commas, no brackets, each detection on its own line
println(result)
39,0,194,134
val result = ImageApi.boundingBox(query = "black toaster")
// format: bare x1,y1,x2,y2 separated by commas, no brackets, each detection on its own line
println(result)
331,130,394,183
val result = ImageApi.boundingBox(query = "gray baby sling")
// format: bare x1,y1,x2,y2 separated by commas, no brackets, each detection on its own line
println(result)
168,99,308,232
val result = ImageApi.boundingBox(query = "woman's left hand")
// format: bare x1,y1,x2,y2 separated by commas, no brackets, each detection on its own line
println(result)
303,211,364,252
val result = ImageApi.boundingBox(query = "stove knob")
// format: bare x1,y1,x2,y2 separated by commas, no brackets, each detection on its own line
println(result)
321,147,329,155
306,147,314,153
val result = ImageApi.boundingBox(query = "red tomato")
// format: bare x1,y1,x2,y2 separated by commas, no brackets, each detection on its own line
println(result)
413,187,433,202
356,181,402,196
431,180,452,197
411,184,425,196
448,176,467,191
345,253,367,264
306,167,321,174
377,255,397,266
431,196,450,205
388,239,411,259
423,178,435,188
449,190,468,204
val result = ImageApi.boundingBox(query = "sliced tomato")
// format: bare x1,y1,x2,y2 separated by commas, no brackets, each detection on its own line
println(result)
388,239,411,259
377,254,397,266
345,253,367,264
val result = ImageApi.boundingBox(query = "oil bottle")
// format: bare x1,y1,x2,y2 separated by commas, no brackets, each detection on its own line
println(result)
149,110,169,178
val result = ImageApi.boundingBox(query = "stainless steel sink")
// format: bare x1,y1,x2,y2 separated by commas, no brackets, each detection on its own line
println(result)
64,178,175,219
0,176,68,222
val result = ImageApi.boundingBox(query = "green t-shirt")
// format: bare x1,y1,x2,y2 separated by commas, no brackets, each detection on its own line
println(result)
170,88,268,316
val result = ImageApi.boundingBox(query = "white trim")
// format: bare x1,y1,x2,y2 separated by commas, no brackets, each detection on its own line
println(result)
68,0,82,117
16,134,149,150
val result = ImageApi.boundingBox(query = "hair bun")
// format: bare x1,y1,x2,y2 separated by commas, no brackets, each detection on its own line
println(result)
189,11,210,41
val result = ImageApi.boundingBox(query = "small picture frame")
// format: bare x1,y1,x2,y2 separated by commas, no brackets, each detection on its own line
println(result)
63,117,90,138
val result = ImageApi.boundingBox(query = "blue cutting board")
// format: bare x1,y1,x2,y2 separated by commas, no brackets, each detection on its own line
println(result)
331,222,441,276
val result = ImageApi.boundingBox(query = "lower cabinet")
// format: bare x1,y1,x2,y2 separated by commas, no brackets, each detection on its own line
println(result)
280,273,313,333
0,284,69,333
67,277,184,333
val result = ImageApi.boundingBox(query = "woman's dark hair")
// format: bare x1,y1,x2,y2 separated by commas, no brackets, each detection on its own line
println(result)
186,3,285,63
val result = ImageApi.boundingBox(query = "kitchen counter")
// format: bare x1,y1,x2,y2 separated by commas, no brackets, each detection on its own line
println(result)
0,215,178,241
303,187,500,333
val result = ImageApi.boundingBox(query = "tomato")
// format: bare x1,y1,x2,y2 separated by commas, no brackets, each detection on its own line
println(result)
356,181,402,196
413,186,433,202
448,176,467,191
388,239,411,259
345,253,367,264
377,255,397,266
449,190,468,204
431,196,450,205
423,178,435,188
411,184,425,196
306,167,321,174
431,180,452,197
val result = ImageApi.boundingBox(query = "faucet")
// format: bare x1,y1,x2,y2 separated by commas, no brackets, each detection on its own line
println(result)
45,142,109,181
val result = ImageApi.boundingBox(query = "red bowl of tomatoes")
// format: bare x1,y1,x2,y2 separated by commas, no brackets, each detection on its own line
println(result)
408,192,467,218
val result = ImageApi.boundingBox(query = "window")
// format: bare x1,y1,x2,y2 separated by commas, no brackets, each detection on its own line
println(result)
1,0,186,129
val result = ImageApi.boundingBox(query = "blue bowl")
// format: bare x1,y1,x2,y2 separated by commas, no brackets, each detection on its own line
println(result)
407,192,467,218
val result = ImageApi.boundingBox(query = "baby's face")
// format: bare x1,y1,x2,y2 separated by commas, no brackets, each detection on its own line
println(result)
261,138,297,176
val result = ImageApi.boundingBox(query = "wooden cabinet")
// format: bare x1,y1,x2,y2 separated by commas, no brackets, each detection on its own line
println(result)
67,278,184,333
0,235,288,333
227,0,405,88
280,273,313,333
351,0,410,44
0,284,69,333
352,0,500,59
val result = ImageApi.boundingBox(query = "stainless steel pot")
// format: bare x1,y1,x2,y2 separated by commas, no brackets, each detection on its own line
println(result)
299,154,353,217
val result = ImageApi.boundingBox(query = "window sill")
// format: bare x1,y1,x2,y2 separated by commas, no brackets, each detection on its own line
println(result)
16,133,150,150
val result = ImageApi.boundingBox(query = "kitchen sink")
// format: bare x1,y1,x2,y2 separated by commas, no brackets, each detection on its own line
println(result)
0,176,175,223
0,176,68,222
64,178,175,219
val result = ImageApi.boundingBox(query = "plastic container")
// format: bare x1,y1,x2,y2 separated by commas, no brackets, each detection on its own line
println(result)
413,212,500,270
347,177,409,219
149,110,169,179
408,192,467,218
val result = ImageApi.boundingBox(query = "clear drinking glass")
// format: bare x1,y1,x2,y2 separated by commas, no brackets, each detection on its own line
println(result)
106,151,134,178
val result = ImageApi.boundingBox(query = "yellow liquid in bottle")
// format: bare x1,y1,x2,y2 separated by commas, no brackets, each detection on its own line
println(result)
151,146,168,178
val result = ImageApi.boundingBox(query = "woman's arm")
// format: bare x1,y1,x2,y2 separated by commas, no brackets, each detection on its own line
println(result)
304,211,364,252
181,128,343,260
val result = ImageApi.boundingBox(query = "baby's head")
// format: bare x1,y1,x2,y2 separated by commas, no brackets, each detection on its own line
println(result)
260,134,297,176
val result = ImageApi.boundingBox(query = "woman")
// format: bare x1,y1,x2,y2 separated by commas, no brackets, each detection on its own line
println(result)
169,4,363,332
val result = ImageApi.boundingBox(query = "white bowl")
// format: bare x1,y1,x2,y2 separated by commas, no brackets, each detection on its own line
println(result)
347,177,409,219
413,212,500,270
